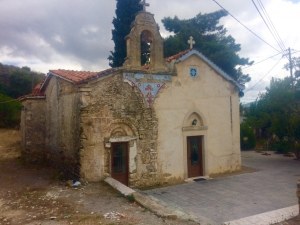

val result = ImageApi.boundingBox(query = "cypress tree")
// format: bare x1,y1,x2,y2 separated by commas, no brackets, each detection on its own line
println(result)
108,0,142,67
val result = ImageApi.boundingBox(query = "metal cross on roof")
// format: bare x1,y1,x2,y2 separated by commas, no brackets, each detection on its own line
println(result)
188,36,195,49
140,0,150,12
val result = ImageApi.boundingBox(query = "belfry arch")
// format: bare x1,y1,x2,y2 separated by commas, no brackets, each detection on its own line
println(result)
123,10,167,72
140,30,153,65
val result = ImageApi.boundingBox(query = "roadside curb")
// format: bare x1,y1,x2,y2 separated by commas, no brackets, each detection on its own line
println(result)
132,192,177,219
104,177,178,219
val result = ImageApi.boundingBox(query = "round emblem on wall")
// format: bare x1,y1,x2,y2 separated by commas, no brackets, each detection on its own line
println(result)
190,68,197,77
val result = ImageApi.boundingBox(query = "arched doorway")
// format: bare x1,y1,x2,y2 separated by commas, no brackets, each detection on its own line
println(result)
182,110,208,178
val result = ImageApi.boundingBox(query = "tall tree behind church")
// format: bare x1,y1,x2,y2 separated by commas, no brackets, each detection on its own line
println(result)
162,10,253,84
108,0,142,67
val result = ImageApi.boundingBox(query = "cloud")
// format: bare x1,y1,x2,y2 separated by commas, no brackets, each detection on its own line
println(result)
0,0,299,102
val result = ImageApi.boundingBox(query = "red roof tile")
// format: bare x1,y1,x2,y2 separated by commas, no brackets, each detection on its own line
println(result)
32,82,44,95
49,68,119,84
18,81,46,101
165,49,193,62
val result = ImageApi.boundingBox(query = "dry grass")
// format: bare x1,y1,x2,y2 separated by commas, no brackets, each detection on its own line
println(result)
0,129,21,159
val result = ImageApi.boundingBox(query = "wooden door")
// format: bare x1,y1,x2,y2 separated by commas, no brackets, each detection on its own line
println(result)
187,136,203,178
111,142,129,186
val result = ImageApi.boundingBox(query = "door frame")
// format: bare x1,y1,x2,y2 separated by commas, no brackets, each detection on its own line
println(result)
187,136,203,178
182,132,207,179
110,142,129,186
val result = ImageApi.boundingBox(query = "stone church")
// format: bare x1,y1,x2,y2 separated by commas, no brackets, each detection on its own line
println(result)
20,5,243,188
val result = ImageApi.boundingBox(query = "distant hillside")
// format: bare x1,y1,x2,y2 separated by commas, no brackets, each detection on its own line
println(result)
243,102,253,108
0,63,45,99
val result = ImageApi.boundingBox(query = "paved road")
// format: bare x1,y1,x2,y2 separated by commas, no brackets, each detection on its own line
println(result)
142,151,300,224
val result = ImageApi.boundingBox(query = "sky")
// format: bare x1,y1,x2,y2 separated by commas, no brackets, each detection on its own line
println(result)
0,0,300,103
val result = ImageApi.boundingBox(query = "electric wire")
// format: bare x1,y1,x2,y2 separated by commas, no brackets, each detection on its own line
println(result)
257,0,287,52
212,0,281,53
242,52,282,70
252,0,289,61
244,57,283,93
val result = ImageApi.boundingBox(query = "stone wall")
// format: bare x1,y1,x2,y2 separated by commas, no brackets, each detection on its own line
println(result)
45,76,81,179
79,73,160,188
20,98,46,163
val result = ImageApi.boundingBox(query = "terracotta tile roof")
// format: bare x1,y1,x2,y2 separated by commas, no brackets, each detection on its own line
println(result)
49,68,120,84
165,49,193,62
140,49,193,69
32,82,45,95
18,81,46,101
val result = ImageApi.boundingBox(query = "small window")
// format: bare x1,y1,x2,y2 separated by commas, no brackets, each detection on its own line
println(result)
190,68,197,77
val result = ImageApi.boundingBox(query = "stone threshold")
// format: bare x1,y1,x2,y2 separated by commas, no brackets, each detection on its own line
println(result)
184,176,211,183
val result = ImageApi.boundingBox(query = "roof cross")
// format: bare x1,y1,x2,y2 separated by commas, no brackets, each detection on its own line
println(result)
188,36,195,49
140,0,150,12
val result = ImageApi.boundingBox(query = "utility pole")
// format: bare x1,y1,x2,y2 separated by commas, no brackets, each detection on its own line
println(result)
288,47,294,89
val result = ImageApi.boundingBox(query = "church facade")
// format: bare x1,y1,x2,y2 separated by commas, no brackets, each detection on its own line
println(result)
20,7,243,188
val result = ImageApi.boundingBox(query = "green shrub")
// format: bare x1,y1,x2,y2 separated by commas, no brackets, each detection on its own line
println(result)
269,140,292,153
0,94,21,128
240,123,256,150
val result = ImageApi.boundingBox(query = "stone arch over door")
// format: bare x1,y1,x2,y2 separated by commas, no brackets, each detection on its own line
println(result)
182,109,208,179
104,120,138,186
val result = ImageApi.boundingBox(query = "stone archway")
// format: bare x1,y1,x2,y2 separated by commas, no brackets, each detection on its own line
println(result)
182,109,208,179
104,121,138,186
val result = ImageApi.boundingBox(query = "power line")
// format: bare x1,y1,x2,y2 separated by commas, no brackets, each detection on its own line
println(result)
252,0,288,60
242,52,282,69
257,0,287,52
212,0,281,53
245,56,283,93
243,50,300,70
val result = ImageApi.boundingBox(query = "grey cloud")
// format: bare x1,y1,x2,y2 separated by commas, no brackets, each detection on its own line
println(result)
0,0,116,70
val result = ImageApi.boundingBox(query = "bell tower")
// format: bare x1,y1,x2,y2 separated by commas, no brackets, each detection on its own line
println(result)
123,1,167,72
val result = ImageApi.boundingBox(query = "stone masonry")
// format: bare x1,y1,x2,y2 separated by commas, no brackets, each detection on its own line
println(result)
79,73,160,188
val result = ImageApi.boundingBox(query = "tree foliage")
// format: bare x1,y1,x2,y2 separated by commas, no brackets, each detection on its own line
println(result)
0,63,44,99
162,10,253,84
244,76,300,159
240,123,256,150
0,94,21,128
108,0,142,67
0,63,45,128
284,56,300,79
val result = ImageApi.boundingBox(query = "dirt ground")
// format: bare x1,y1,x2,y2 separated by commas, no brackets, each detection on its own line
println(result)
0,129,199,225
1,129,299,225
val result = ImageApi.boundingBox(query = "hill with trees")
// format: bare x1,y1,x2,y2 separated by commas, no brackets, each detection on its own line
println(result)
0,63,45,128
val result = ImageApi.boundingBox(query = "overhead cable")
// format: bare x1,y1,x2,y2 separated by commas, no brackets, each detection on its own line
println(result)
242,52,282,69
244,57,283,93
212,0,281,53
252,0,288,60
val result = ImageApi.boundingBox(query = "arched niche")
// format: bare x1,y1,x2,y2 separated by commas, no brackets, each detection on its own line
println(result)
182,109,207,131
104,120,138,143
